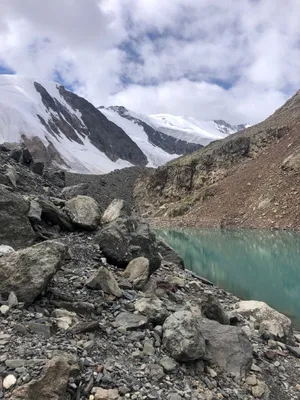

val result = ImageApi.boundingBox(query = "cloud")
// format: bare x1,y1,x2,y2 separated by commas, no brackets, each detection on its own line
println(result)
0,0,300,124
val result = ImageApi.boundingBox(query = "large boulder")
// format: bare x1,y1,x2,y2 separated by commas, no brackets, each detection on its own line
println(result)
102,198,125,224
11,356,71,400
0,186,35,249
135,296,169,324
96,216,161,274
0,240,67,303
38,198,74,231
157,240,185,269
200,319,253,377
65,195,101,230
162,310,206,362
123,257,149,289
61,183,89,200
200,292,229,325
162,310,252,377
235,300,292,341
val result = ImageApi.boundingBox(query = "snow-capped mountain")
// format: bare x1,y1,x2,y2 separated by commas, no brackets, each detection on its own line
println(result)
100,107,249,149
145,114,249,146
0,74,247,174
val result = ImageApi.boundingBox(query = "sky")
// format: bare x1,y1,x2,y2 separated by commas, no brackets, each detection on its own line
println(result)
0,0,300,124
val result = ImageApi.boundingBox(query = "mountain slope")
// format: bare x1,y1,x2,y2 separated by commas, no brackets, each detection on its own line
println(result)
135,89,300,230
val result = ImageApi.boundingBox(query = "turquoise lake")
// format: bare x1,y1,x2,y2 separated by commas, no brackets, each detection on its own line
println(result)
156,228,300,326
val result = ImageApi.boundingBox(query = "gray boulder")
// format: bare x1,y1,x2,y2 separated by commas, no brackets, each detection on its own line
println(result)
157,240,184,269
162,310,206,362
134,296,169,324
65,195,101,230
38,198,74,231
0,186,35,249
11,355,71,400
0,240,67,303
96,216,161,274
235,300,292,341
86,266,122,298
201,292,229,325
123,257,149,289
200,319,252,377
102,198,125,224
114,312,148,331
61,183,89,200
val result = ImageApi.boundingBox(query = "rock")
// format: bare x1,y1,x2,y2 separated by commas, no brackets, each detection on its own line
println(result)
3,374,16,389
31,160,45,176
5,165,18,188
0,245,15,256
159,356,177,372
201,292,229,325
157,239,184,269
286,345,300,358
11,356,71,400
70,321,101,334
102,198,125,224
246,375,257,386
200,318,252,377
61,183,89,200
0,186,35,249
114,312,148,331
235,300,292,341
8,292,18,308
123,257,150,289
53,309,78,330
96,215,161,274
0,305,9,315
93,388,120,400
38,198,74,231
28,200,42,223
148,364,165,381
251,381,270,398
162,310,206,362
26,322,53,338
65,195,101,230
0,240,67,303
134,296,169,324
86,266,123,298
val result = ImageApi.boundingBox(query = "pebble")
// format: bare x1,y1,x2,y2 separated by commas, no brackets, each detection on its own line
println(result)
3,374,17,389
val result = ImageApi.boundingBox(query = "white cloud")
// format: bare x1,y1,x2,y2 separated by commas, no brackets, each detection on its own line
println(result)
0,0,300,124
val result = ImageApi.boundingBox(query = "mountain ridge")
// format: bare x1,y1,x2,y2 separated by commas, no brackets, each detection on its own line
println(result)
134,88,300,230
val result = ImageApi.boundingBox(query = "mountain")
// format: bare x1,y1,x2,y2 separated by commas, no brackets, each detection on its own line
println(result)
142,113,249,146
99,106,202,167
135,89,300,230
100,105,248,149
0,74,245,174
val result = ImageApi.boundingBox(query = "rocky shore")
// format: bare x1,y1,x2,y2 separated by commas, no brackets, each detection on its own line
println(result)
0,146,300,400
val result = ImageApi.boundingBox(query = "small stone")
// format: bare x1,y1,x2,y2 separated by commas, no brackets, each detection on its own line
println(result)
8,292,18,308
159,356,177,372
3,374,17,389
251,381,268,398
246,375,257,386
0,305,9,315
207,367,218,378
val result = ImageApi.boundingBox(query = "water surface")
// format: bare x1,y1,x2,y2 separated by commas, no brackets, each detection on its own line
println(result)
156,228,300,325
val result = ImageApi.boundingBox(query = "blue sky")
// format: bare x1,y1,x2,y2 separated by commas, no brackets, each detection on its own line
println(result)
0,0,300,124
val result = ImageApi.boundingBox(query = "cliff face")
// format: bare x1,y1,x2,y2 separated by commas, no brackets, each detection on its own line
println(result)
135,90,300,230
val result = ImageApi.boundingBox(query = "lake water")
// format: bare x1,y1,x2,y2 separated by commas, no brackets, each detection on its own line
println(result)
156,228,300,326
